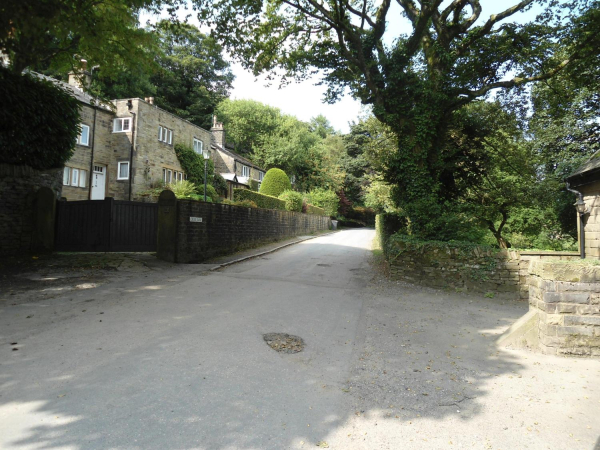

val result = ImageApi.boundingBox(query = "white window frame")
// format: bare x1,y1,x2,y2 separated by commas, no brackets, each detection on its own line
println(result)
113,118,131,133
159,126,173,144
193,138,203,154
63,167,70,186
178,172,183,181
258,171,264,181
79,169,87,188
117,161,130,180
241,165,250,177
167,170,173,183
77,124,90,146
71,168,79,187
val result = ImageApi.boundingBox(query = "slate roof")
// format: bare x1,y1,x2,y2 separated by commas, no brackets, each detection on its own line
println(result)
28,71,113,112
211,142,264,171
567,152,600,179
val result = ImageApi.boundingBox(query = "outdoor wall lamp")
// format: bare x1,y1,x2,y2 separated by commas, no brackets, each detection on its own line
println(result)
566,182,591,259
203,149,210,202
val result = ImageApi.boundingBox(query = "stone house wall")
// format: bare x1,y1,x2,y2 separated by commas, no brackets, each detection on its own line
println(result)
580,180,600,258
113,99,213,201
61,105,116,200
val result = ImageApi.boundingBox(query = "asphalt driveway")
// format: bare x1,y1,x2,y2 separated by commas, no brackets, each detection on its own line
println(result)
0,229,598,449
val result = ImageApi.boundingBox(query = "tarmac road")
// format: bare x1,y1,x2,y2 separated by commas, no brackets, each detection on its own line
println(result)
1,229,599,449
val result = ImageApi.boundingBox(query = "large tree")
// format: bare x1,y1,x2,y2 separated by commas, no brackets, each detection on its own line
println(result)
196,0,599,238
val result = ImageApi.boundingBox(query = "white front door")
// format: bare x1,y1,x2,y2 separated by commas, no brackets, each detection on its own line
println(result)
91,165,106,200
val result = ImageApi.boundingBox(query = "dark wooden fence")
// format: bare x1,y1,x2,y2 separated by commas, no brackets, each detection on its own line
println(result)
55,198,158,252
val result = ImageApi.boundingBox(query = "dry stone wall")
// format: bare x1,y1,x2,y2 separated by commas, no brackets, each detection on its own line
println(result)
385,238,579,298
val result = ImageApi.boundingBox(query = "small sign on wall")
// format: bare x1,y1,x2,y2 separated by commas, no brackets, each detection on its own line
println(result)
189,217,203,223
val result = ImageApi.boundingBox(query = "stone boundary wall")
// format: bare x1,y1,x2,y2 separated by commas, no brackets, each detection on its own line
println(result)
0,164,62,255
157,191,331,263
385,238,579,298
528,261,600,356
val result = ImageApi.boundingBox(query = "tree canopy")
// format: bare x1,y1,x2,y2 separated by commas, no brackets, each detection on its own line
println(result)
0,0,169,76
93,21,234,130
196,0,600,238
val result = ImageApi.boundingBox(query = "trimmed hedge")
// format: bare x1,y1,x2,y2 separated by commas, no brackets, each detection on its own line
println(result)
0,68,80,169
234,188,286,210
259,168,291,197
305,204,326,216
278,190,303,212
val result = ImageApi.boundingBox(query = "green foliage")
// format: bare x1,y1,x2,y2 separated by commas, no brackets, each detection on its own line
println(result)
305,204,326,216
174,143,215,187
90,21,233,130
216,99,343,192
198,0,598,238
346,207,376,227
305,188,339,217
212,173,228,197
216,99,281,153
222,199,258,208
0,68,80,169
364,179,398,214
248,179,259,192
2,0,161,76
168,180,197,198
234,189,286,210
278,190,303,212
259,168,291,197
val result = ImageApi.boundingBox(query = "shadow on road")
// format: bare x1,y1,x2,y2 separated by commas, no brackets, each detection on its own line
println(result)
0,232,597,449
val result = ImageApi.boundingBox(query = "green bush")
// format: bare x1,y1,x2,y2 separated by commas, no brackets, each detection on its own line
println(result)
213,173,228,197
234,189,286,210
168,180,197,198
305,204,326,216
259,168,291,197
278,190,303,212
249,179,260,191
0,68,80,169
306,188,339,217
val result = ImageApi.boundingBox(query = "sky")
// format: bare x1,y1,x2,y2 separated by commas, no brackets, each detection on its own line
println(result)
142,0,546,134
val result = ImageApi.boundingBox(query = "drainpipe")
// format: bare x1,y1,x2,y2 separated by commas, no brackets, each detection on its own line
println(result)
88,107,97,199
566,182,588,259
128,110,136,201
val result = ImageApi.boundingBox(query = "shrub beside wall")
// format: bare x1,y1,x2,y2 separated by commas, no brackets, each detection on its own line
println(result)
234,189,286,210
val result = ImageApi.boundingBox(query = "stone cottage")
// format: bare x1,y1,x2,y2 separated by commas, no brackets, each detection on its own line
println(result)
566,153,600,258
210,117,265,199
56,73,264,202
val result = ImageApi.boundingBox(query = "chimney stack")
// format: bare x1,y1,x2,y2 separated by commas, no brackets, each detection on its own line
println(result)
67,59,92,91
211,115,225,148
144,97,154,105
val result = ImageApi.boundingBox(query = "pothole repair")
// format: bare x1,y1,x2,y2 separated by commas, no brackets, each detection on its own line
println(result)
263,333,305,353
